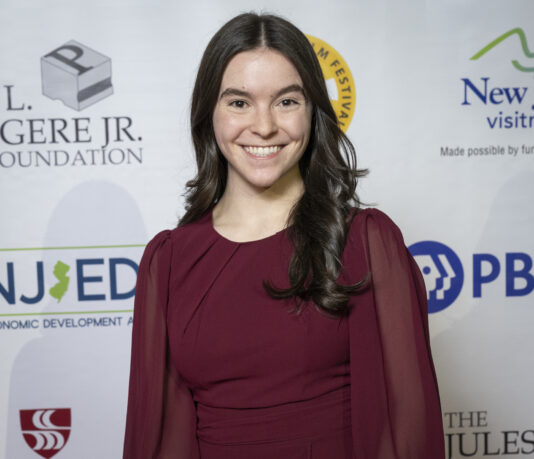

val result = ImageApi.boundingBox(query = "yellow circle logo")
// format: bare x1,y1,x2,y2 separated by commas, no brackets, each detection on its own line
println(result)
306,35,356,132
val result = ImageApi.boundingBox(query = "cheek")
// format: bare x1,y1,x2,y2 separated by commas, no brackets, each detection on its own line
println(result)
213,110,247,146
284,114,312,143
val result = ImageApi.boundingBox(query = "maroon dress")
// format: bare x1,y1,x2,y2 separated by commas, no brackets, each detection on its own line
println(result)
123,208,445,458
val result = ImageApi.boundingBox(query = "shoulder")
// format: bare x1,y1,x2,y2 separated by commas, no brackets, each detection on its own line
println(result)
141,212,215,266
344,208,418,290
146,211,212,249
138,230,173,277
341,207,406,277
348,207,405,246
169,211,215,246
144,229,172,252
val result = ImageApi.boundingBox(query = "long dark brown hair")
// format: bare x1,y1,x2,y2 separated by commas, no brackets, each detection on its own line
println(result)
179,12,368,317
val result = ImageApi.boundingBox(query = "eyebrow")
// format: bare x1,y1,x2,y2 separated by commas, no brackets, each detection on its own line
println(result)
218,84,306,101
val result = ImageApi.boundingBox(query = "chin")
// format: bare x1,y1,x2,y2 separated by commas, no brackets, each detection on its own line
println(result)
243,171,281,188
251,179,279,189
236,165,299,190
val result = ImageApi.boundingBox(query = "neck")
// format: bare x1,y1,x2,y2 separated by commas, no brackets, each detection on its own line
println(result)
213,166,304,236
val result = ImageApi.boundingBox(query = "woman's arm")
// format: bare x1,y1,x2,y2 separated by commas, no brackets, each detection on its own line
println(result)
349,209,445,458
123,231,199,459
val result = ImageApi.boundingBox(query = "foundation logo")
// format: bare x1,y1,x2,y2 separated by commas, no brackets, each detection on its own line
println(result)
41,40,113,111
470,28,534,73
1,39,143,169
409,241,464,313
20,408,71,458
306,35,356,132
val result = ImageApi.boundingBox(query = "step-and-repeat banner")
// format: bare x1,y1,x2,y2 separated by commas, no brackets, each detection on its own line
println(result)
1,1,533,458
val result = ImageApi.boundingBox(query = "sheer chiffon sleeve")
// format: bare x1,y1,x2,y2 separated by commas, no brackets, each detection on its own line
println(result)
349,209,445,458
123,231,200,459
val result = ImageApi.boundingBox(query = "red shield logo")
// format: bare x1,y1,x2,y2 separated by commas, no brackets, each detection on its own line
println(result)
19,408,71,458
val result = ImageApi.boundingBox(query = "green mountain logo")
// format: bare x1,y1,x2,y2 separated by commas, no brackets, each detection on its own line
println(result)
471,27,534,73
49,260,70,302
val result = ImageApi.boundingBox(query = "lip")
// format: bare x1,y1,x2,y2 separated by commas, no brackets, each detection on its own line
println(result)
241,144,284,159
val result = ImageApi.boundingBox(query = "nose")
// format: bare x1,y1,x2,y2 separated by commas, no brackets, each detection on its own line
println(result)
251,106,278,137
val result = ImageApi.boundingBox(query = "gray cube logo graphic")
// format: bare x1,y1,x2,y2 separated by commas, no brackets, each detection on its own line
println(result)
41,40,113,111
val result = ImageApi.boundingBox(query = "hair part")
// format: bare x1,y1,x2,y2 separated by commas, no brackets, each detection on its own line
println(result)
179,12,368,317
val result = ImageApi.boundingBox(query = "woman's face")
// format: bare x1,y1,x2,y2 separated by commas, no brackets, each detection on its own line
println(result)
212,47,313,193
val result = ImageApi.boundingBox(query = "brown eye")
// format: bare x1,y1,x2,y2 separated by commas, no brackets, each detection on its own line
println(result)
229,100,247,108
280,99,298,107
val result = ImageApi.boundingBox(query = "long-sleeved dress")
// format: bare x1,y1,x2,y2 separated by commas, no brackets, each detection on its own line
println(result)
123,208,445,458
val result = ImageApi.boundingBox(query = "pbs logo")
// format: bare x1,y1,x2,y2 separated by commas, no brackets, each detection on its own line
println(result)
409,241,464,313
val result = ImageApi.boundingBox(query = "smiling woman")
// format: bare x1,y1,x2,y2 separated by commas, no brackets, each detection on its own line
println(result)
123,11,446,459
212,48,312,210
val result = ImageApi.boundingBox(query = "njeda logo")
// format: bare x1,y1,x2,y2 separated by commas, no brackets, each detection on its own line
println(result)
0,257,138,306
20,408,71,458
0,246,142,310
41,40,113,111
409,241,534,313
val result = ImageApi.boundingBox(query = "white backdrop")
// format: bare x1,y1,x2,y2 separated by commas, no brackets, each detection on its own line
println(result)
1,1,533,458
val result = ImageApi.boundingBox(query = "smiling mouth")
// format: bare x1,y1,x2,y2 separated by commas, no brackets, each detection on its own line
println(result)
242,145,284,157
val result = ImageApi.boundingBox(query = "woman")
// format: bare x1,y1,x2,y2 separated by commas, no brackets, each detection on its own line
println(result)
123,12,445,459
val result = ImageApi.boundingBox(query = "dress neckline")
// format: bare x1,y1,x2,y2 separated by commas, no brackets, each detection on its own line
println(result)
207,208,290,245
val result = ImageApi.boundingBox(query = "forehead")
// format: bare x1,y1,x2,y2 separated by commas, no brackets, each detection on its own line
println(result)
219,48,303,94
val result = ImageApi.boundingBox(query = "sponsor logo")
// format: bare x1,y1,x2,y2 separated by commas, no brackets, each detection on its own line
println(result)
20,408,71,458
470,28,534,73
306,35,356,132
1,40,144,169
461,27,534,131
409,241,534,312
409,241,464,313
0,246,142,328
41,40,113,111
0,251,140,307
444,410,534,458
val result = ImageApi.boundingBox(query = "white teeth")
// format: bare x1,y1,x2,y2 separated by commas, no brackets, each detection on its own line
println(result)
243,145,282,156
